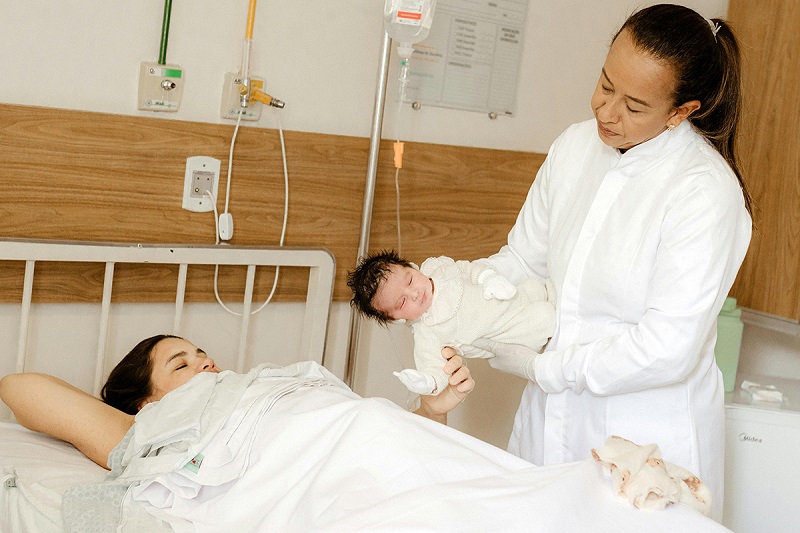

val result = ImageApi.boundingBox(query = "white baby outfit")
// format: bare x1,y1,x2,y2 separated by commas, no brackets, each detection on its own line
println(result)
394,256,556,395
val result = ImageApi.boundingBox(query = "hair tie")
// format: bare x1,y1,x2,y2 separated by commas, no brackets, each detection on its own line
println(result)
708,19,721,42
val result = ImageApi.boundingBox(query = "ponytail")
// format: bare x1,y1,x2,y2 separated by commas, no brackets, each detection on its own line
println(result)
616,5,753,215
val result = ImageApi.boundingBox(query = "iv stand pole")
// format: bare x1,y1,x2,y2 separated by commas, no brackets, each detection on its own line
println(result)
344,31,392,390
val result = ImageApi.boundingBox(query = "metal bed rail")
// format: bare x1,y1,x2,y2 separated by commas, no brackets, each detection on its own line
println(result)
0,239,335,395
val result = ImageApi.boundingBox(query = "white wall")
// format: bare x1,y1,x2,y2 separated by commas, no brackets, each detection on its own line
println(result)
0,0,731,447
0,0,728,152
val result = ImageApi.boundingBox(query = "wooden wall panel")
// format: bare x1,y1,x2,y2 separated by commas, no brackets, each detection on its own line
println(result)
0,103,543,303
371,142,543,263
727,0,800,320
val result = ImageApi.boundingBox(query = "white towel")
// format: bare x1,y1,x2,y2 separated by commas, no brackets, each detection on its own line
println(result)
741,380,785,403
592,435,712,516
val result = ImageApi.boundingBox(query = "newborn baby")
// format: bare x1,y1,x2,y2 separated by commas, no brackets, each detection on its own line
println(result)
347,251,555,395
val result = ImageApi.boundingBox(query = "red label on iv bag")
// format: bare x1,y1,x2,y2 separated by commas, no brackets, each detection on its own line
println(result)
397,10,423,21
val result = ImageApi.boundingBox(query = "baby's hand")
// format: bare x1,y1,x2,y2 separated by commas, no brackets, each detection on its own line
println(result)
394,369,436,395
478,270,517,300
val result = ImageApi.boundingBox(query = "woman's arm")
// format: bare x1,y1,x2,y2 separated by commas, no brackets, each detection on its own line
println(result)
414,347,474,424
0,373,133,469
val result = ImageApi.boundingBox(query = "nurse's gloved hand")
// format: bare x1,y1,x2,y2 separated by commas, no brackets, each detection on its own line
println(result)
477,270,517,300
463,338,538,382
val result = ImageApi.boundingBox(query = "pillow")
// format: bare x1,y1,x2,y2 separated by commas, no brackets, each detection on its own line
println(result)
0,421,106,522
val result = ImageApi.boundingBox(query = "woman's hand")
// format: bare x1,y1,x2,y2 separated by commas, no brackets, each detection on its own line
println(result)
415,346,475,424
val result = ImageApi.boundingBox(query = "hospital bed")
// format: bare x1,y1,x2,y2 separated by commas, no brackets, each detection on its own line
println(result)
0,239,729,532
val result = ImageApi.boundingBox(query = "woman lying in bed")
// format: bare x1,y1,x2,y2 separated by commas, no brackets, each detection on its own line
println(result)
0,335,474,469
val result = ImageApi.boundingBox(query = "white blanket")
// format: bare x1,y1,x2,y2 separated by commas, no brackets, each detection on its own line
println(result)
64,362,730,532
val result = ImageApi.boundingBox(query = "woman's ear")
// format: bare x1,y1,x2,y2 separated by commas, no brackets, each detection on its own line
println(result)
138,397,151,412
669,100,701,127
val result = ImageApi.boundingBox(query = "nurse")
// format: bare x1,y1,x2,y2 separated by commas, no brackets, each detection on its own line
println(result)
467,4,752,521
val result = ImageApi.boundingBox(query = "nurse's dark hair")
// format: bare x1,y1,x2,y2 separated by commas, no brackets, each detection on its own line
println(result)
101,334,179,415
347,250,413,326
616,4,752,215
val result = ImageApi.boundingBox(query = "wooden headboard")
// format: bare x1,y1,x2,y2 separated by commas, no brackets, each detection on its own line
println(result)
0,103,544,302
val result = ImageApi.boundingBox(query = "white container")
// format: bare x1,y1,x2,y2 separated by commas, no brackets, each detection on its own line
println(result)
723,373,800,532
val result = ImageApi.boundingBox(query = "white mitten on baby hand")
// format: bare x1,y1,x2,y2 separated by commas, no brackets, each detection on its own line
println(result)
393,369,437,395
477,269,517,300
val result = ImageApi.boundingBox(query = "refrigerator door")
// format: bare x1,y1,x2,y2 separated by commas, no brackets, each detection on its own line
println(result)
723,397,800,532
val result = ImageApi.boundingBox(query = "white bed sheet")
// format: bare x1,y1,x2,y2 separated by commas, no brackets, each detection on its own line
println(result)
2,375,731,533
0,421,107,532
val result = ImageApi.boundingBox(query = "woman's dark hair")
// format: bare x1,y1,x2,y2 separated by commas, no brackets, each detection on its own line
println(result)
101,334,178,415
347,250,413,325
616,4,752,215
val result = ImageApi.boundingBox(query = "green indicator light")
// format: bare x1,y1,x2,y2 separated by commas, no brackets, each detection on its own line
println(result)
162,68,182,78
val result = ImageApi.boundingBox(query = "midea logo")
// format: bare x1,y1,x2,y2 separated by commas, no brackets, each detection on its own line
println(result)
738,433,762,443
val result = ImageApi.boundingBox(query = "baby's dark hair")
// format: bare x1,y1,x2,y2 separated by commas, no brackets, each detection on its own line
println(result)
347,250,413,325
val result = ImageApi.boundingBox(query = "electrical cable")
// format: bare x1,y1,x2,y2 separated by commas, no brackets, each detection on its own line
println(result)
206,190,220,245
224,110,244,216
213,107,289,317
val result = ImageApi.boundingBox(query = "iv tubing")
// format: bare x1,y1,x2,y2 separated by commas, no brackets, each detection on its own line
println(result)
158,0,173,65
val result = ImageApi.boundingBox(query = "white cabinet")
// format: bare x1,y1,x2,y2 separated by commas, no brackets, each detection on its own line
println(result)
723,375,800,532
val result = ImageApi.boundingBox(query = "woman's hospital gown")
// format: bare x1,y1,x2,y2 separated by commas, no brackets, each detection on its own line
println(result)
487,118,751,520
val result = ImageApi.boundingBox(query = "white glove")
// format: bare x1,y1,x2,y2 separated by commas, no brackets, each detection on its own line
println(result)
463,338,538,382
476,269,517,300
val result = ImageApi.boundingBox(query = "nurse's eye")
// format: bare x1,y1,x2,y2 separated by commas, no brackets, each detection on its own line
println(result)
601,85,612,93
627,106,641,114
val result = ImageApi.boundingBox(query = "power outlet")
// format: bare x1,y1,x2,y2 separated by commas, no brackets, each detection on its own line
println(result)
190,171,215,198
138,61,184,112
220,71,263,121
182,156,220,212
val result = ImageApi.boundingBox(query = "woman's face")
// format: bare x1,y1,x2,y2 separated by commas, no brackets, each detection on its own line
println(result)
373,264,434,321
591,29,681,150
142,337,220,408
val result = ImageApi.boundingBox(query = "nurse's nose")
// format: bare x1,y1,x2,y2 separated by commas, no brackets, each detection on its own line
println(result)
596,99,619,123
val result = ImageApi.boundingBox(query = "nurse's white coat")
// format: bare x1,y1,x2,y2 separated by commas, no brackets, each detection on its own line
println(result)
488,119,751,520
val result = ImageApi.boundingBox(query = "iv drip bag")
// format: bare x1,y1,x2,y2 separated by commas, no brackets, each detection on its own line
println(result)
384,0,437,59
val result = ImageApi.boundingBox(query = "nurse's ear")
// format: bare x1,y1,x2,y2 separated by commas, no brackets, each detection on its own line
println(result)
667,100,701,129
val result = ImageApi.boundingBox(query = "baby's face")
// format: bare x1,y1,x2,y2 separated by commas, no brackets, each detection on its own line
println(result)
373,264,433,321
